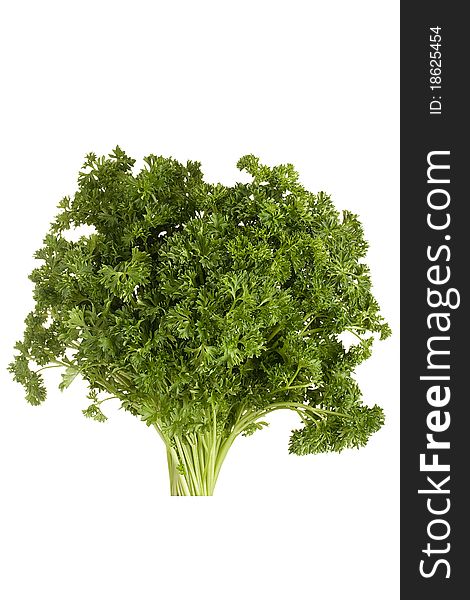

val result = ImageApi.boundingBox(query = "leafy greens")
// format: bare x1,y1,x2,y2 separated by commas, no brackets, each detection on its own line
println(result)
9,148,391,495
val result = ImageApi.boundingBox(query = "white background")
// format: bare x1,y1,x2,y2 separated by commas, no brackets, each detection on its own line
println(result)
0,1,399,599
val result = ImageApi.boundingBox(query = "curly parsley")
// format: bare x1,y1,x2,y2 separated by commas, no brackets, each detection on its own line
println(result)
9,147,390,495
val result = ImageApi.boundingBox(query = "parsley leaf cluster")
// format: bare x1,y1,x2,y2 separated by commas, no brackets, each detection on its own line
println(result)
9,147,390,495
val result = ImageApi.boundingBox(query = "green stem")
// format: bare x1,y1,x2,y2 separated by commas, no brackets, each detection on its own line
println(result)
345,327,367,344
162,426,229,496
286,365,301,387
155,397,351,496
255,401,350,420
266,323,283,342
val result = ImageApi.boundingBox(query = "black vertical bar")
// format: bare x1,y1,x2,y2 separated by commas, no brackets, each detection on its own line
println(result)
401,3,468,597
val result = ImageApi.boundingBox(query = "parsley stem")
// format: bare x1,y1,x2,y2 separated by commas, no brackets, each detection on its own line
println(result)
35,363,63,373
266,323,282,342
256,402,350,420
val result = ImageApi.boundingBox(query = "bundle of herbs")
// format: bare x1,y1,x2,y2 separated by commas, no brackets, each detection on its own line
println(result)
9,148,390,495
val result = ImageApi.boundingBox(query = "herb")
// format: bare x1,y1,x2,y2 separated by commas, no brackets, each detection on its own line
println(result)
9,148,391,495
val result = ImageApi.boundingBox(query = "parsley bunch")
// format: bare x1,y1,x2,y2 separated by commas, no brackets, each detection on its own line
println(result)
9,148,390,495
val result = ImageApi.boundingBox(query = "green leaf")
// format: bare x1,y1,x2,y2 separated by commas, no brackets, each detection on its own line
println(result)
82,404,107,423
59,365,80,390
242,421,269,437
